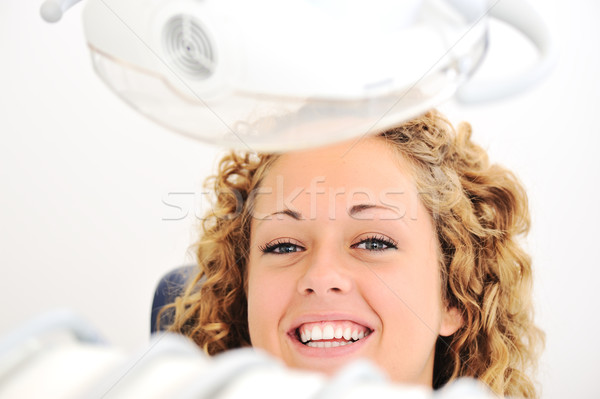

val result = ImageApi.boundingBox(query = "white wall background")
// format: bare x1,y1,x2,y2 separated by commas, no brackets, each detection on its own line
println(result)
1,1,599,397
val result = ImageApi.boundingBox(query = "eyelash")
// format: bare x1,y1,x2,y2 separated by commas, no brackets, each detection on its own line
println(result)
259,235,397,254
351,235,398,251
259,239,305,254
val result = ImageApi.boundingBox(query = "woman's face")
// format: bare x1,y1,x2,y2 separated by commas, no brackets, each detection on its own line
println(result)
246,138,461,386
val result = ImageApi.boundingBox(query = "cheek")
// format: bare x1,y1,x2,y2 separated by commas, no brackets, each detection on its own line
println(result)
394,240,445,326
366,269,442,382
371,258,444,344
246,264,293,350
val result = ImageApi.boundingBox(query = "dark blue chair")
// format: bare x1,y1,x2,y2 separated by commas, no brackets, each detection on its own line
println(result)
150,265,196,334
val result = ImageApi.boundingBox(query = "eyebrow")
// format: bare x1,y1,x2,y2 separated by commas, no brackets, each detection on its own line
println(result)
348,203,400,217
269,209,303,220
260,204,401,221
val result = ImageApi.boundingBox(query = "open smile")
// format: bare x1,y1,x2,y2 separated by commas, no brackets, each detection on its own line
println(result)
289,320,373,349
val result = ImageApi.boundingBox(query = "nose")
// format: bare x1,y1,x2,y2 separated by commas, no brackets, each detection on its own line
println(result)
297,244,353,296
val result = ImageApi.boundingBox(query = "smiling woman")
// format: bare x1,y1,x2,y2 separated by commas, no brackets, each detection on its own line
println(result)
165,110,544,397
246,137,462,386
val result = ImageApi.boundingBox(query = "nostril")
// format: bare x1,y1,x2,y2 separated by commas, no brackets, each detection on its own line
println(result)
298,264,353,295
302,286,346,295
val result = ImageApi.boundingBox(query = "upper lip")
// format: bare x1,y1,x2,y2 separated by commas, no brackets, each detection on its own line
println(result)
287,313,375,336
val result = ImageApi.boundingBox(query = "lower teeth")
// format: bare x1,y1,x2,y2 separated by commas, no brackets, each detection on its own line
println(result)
305,340,354,348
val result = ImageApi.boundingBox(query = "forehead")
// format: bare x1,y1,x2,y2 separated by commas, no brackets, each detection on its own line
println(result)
265,137,413,188
255,138,420,217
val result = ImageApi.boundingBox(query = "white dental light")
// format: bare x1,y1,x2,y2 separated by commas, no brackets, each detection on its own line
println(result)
41,0,555,151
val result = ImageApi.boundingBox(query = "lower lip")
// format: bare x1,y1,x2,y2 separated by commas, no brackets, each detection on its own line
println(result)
287,331,372,358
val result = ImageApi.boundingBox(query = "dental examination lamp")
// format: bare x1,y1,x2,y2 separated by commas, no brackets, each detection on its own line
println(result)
40,0,555,151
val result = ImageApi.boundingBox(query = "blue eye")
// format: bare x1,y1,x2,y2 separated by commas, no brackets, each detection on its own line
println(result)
260,239,305,254
352,235,397,251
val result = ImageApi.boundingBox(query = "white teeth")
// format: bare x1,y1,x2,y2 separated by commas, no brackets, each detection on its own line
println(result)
334,327,343,339
299,323,371,346
311,325,323,340
307,340,352,348
322,325,334,340
343,327,352,340
307,340,349,348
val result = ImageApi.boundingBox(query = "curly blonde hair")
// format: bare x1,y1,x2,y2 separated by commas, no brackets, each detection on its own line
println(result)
166,110,544,397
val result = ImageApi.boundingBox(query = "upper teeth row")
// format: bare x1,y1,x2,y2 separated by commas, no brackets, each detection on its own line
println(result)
300,324,368,343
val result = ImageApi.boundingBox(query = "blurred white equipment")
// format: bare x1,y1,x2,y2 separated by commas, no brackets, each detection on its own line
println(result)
0,310,498,398
40,0,555,151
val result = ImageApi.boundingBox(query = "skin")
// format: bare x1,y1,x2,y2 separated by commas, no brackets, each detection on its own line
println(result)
246,137,462,386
